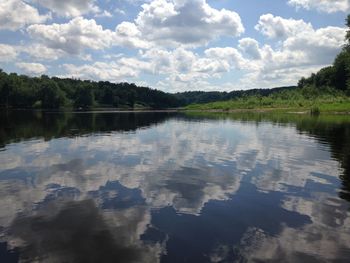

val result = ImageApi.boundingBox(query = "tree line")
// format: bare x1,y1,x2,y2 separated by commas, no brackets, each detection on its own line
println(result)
0,73,183,109
0,69,298,109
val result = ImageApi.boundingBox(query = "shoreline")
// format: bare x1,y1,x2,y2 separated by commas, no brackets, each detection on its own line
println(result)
1,107,350,115
184,108,350,115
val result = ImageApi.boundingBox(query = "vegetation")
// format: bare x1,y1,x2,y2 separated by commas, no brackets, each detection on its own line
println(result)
186,86,350,112
0,72,182,109
173,86,296,105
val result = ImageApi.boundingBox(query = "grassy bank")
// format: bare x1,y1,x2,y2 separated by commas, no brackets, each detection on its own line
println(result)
186,86,350,113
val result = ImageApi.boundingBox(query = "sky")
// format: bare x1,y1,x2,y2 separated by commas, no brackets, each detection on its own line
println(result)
0,0,348,92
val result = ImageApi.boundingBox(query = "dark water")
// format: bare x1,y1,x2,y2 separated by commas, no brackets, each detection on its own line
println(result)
0,110,350,263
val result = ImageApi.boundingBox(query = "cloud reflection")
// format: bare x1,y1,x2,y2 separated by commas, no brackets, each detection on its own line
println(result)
0,113,350,262
5,200,163,263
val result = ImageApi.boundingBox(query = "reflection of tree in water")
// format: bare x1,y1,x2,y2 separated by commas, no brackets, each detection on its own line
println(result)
5,200,161,263
0,111,176,148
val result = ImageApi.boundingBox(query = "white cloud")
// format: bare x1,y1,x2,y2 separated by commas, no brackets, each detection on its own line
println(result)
132,0,244,47
141,49,173,73
21,44,65,61
16,62,47,75
238,38,262,60
254,15,346,68
0,0,50,31
0,44,18,61
140,47,247,91
27,17,115,55
288,0,350,13
146,47,246,90
27,17,151,56
33,0,100,17
204,47,247,70
255,14,313,39
283,26,346,65
115,21,152,49
234,14,347,89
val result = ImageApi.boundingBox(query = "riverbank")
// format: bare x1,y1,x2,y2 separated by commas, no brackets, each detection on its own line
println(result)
185,94,350,114
184,106,350,115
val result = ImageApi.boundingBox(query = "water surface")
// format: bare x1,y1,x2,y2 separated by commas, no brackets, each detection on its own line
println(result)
0,111,350,262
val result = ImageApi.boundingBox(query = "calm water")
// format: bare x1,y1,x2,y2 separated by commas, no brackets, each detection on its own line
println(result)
0,111,350,262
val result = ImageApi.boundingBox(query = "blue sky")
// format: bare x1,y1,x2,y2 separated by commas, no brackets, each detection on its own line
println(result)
0,0,348,92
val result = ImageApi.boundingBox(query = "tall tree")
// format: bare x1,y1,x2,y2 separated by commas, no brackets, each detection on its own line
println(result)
38,79,66,109
74,83,94,108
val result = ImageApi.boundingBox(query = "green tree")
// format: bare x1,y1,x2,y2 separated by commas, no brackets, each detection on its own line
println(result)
315,66,335,87
333,51,350,91
38,80,66,109
74,83,94,108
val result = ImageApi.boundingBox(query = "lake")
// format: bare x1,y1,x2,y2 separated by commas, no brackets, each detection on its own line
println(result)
0,111,350,262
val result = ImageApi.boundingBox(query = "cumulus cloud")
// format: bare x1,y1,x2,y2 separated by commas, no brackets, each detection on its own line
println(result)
0,43,18,61
204,47,246,69
0,0,50,31
33,0,100,17
238,38,262,60
115,21,152,49
143,47,246,91
27,17,151,57
282,26,346,64
16,62,47,75
132,0,244,47
21,44,66,61
255,14,313,39
27,17,115,55
288,0,350,13
146,47,246,90
254,15,346,68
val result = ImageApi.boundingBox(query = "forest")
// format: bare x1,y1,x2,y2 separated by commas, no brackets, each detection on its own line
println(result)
0,73,182,109
0,15,349,111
